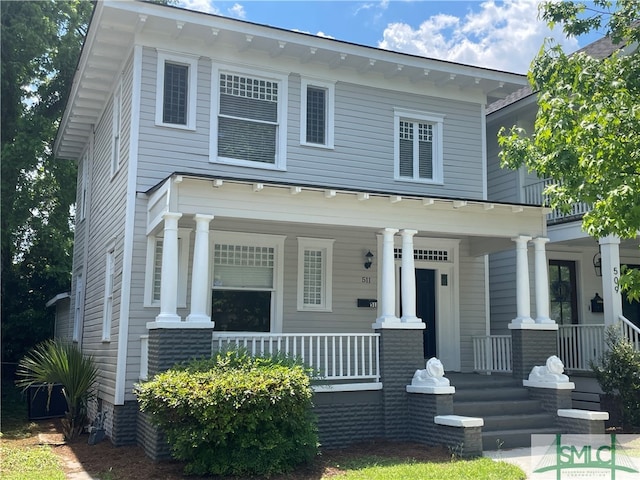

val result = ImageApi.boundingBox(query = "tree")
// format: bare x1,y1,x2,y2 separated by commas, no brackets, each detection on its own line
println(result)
1,1,94,364
498,0,640,300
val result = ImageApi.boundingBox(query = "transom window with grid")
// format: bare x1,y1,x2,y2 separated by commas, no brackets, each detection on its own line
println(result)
394,110,444,183
217,72,281,166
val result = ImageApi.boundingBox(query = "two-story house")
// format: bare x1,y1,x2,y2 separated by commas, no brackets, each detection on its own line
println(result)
486,35,640,383
53,1,557,451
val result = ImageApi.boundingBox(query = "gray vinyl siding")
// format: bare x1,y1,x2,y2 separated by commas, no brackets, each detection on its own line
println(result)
488,249,518,335
486,121,519,203
53,298,72,341
136,48,485,199
458,239,488,371
77,55,134,400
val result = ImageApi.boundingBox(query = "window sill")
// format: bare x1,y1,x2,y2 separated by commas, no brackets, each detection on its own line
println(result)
210,157,286,171
394,177,444,186
300,142,335,150
155,121,196,132
297,307,333,313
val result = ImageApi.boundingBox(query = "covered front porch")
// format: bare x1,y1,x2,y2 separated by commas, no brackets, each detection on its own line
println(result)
141,174,551,380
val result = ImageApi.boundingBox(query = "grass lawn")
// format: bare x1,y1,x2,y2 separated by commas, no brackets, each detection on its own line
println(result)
1,378,526,479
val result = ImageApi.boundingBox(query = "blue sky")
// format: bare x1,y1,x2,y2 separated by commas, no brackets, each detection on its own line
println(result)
178,0,604,74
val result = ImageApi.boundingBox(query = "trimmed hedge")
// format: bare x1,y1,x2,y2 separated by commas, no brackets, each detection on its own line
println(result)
135,350,318,476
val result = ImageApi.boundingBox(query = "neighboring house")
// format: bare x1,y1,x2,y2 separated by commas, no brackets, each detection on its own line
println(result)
486,35,640,377
54,1,561,451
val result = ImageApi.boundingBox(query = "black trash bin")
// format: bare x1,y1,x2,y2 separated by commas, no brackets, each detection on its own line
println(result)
27,383,67,420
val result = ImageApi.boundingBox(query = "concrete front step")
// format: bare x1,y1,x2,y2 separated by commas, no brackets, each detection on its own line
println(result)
482,413,556,431
483,427,559,450
453,386,530,402
448,373,521,390
454,399,544,417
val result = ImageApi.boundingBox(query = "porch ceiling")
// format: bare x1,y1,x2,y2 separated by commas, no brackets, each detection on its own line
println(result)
146,175,547,255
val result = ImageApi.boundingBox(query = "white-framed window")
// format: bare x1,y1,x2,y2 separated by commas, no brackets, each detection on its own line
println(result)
79,150,88,222
155,51,198,130
394,109,444,184
102,246,115,341
111,82,122,176
210,231,285,332
144,228,191,307
297,237,334,312
73,273,83,342
300,78,335,148
211,66,288,170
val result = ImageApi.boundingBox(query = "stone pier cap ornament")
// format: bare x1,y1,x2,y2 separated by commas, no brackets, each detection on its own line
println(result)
523,355,575,389
412,357,450,386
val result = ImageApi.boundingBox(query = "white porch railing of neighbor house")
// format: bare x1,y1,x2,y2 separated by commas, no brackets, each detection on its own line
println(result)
523,179,591,223
472,335,512,373
557,324,606,371
211,333,381,385
621,315,640,350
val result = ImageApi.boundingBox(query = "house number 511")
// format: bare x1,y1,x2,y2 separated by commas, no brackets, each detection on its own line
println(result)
613,267,620,293
362,277,371,284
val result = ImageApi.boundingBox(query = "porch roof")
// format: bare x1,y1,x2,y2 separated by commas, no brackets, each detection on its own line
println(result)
145,174,548,256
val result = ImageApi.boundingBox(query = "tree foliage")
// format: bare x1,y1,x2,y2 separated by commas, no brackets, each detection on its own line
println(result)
498,1,640,300
1,1,94,363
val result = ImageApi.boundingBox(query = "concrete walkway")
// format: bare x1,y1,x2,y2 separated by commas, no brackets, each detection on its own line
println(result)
485,447,533,479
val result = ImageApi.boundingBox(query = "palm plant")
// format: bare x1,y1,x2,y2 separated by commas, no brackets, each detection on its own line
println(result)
16,339,98,440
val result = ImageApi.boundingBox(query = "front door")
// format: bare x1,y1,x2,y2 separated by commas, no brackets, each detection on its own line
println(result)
416,269,437,358
549,260,578,325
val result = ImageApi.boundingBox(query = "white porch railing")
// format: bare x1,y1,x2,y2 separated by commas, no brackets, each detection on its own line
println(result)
472,335,512,373
557,324,606,371
523,179,591,223
620,315,640,350
212,333,381,383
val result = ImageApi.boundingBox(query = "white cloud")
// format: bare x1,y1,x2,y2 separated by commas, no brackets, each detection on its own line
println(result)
228,3,246,19
378,0,580,73
179,0,219,15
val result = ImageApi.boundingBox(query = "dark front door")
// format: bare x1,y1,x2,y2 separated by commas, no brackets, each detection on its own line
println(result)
549,260,578,325
623,264,640,327
416,269,437,358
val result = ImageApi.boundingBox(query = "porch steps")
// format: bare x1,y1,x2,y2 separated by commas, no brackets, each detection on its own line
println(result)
448,373,559,450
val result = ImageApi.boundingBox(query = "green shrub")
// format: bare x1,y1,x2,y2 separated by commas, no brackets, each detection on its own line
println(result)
591,326,640,428
135,349,319,476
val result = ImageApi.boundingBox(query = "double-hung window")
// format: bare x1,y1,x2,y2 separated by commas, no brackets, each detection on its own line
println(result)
155,51,197,129
212,68,287,169
300,78,335,148
103,246,115,341
144,229,191,308
297,237,334,312
394,109,444,183
111,83,121,176
211,232,285,332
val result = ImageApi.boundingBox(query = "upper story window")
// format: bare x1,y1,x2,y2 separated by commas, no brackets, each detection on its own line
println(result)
102,245,115,342
79,150,88,222
394,109,444,184
211,66,288,170
300,78,335,148
155,51,197,130
111,83,121,176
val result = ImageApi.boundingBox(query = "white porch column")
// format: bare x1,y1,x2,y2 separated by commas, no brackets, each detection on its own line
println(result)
400,229,421,323
376,228,400,325
532,237,554,324
599,235,623,327
511,235,534,325
156,212,182,323
186,214,214,323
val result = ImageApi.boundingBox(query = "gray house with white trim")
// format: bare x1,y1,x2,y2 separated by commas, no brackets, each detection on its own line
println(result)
54,1,568,452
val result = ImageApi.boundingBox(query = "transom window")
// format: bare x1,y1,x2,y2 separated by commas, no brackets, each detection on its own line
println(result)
155,51,197,130
300,78,335,148
394,109,444,183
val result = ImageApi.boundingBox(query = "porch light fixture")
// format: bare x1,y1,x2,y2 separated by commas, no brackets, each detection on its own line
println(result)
364,250,374,269
593,250,602,277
